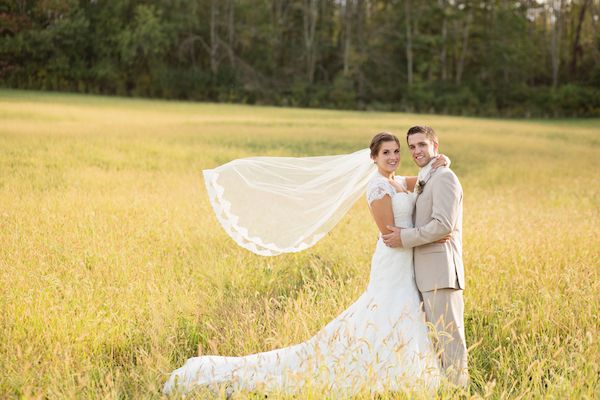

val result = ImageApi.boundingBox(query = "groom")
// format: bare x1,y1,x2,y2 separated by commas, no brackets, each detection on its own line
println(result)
382,125,468,386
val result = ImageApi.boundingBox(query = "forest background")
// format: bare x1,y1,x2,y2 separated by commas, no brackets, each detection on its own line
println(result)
2,0,600,117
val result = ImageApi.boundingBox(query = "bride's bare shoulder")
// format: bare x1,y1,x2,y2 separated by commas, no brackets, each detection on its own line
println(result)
399,176,417,192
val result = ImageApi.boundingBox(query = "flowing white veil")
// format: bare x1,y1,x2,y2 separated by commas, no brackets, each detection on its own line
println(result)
203,148,376,256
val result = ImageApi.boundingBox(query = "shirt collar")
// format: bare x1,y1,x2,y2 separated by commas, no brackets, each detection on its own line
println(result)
417,158,437,182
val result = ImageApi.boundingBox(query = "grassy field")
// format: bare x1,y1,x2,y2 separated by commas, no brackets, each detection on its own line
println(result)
0,89,598,399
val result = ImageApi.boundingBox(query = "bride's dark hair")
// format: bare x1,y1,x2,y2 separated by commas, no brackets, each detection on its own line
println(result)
370,132,400,157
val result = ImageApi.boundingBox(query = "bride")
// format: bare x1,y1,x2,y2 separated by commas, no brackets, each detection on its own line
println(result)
163,132,450,396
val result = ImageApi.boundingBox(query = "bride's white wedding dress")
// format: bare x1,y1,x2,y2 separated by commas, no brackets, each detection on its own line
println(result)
163,174,440,396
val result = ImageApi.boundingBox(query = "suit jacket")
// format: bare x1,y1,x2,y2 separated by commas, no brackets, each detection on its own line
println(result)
400,167,465,292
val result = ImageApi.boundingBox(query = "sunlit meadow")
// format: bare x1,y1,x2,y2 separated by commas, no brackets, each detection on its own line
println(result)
0,90,598,399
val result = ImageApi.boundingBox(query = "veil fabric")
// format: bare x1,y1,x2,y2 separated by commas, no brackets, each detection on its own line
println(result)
203,148,376,256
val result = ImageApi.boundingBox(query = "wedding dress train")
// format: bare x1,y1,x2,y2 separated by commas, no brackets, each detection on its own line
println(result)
163,174,440,396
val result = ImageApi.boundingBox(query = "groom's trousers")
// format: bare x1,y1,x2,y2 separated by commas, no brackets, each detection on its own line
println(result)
421,288,468,386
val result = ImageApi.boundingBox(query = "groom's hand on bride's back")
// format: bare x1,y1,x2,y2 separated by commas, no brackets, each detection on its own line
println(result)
383,226,402,248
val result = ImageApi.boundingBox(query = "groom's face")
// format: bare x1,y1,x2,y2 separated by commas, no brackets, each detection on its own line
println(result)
407,133,439,168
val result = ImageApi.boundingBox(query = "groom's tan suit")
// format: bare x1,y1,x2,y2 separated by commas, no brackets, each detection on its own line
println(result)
400,165,468,385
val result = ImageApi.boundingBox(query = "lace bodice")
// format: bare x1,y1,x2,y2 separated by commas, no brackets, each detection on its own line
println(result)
366,173,415,229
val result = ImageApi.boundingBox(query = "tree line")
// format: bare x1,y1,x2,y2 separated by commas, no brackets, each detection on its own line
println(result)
2,0,599,117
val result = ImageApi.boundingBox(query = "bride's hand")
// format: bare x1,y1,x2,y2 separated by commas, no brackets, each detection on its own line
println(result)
434,234,452,244
431,154,451,169
388,178,407,193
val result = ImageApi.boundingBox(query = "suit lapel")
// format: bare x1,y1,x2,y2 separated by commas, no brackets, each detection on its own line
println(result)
416,167,438,199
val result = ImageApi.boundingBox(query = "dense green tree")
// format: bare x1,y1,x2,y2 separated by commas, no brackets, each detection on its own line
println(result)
1,0,598,116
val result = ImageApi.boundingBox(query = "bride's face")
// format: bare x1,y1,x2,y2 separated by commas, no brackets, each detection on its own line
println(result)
373,141,400,175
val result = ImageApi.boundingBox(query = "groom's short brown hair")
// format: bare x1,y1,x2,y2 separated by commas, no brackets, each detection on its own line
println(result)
406,126,438,145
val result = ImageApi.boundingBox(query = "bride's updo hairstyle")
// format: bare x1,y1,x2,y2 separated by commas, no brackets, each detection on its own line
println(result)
370,132,400,157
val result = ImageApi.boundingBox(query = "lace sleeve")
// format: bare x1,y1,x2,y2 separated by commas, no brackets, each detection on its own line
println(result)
366,178,395,205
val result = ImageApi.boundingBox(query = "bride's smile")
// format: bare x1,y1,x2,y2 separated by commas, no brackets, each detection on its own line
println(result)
372,141,400,178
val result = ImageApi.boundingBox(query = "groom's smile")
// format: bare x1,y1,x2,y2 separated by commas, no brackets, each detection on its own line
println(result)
408,133,438,168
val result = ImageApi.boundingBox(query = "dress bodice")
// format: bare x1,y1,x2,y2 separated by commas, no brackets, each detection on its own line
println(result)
366,174,415,229
391,191,416,229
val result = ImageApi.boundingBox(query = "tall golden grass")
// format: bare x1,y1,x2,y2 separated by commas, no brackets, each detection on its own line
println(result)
0,90,598,399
